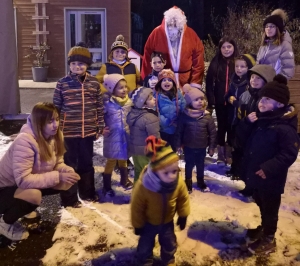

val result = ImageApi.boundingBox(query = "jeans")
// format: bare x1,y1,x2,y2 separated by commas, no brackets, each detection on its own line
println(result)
136,221,177,265
184,147,206,181
132,155,149,182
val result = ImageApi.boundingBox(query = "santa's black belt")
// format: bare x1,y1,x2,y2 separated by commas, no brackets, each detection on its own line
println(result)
173,68,192,74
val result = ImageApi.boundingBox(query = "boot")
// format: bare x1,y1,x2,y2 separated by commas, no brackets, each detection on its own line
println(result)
217,146,226,165
119,167,133,189
248,234,276,255
185,179,193,193
102,173,115,197
246,225,263,243
225,144,232,165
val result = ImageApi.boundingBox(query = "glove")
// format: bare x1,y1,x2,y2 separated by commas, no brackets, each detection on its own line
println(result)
176,216,187,230
134,227,143,235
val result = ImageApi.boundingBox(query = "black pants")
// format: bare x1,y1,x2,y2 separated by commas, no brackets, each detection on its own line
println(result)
215,104,231,146
252,189,281,236
61,136,95,204
184,147,206,181
160,132,176,152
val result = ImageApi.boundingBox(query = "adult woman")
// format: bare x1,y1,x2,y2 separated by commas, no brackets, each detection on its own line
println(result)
257,9,295,80
206,37,239,164
0,102,80,241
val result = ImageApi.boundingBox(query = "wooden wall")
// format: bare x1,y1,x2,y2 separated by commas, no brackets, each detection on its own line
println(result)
288,65,300,132
13,0,131,79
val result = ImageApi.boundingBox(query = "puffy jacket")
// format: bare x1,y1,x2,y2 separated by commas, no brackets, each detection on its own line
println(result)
175,109,217,150
155,90,186,134
53,72,104,138
127,107,160,156
0,117,74,189
257,31,295,80
103,97,132,160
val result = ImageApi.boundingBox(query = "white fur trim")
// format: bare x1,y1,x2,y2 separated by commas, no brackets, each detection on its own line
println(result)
164,7,187,30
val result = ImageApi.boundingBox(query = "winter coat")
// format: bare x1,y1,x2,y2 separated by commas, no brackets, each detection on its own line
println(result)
131,166,190,228
257,31,295,80
155,89,186,134
103,96,132,160
96,61,141,93
0,117,74,189
127,107,161,156
206,56,235,106
175,109,217,150
53,72,104,138
141,18,205,87
238,87,261,120
225,73,249,125
237,106,300,194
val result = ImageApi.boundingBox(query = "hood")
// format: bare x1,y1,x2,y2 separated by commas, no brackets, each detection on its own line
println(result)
283,30,292,45
20,115,36,138
247,64,276,83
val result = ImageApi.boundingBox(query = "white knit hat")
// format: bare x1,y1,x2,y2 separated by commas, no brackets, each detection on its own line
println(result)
103,74,125,94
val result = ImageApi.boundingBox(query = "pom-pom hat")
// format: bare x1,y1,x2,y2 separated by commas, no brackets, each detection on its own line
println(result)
103,74,126,94
263,9,288,33
131,87,153,108
67,46,92,66
111,35,128,51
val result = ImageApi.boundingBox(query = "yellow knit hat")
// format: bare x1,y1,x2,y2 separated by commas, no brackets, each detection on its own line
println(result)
67,46,92,66
145,136,179,171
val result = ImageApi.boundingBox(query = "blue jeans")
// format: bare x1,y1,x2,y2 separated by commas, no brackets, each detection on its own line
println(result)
184,147,206,181
136,221,177,265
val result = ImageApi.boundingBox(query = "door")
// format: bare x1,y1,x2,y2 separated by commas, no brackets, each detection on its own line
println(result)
65,9,107,76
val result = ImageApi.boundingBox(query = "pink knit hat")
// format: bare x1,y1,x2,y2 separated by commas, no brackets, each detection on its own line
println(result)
182,83,205,105
103,74,126,94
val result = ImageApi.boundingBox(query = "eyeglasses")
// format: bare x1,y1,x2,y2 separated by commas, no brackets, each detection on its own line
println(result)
265,25,276,29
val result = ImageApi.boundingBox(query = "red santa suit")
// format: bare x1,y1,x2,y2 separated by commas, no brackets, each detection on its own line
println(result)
141,11,204,88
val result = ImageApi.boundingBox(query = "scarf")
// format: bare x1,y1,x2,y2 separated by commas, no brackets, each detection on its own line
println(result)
111,94,129,106
184,108,206,119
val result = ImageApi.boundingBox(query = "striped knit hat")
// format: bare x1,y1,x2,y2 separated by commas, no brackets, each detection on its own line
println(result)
67,46,92,66
145,136,179,171
131,87,153,108
111,35,128,51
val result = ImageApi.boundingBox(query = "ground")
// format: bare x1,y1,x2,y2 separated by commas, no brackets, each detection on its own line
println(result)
0,120,300,266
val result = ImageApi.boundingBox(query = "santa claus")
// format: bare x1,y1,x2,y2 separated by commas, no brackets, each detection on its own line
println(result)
141,6,205,88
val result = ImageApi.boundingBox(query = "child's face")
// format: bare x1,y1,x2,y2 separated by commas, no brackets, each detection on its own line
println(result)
150,56,166,72
235,59,248,78
112,48,127,61
265,23,277,38
113,80,127,98
70,61,87,75
250,74,265,89
221,42,234,58
191,93,206,110
258,97,283,112
43,111,59,139
161,78,174,92
145,93,156,108
156,161,179,183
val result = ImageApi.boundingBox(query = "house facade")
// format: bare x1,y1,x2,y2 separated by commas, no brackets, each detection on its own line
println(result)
13,0,131,79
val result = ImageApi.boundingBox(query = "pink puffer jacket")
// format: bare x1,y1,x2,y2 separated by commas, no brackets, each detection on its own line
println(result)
0,117,74,189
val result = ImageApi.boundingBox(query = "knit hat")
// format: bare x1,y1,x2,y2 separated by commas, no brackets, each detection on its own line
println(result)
67,46,92,66
155,69,177,90
131,87,153,108
259,74,290,105
248,65,276,83
145,136,179,171
111,35,128,51
182,83,205,105
237,54,257,69
263,9,288,33
103,74,126,94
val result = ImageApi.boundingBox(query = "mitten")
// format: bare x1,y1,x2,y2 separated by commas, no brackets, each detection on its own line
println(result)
134,227,143,235
176,216,187,230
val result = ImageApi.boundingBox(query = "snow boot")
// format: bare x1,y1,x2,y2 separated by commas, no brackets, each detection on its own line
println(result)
197,180,210,192
102,173,115,197
185,179,193,193
248,234,276,255
119,167,133,189
217,146,226,165
246,225,263,243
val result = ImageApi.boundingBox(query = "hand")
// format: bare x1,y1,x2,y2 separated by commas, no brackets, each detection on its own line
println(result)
176,216,187,230
59,172,80,185
247,112,258,123
102,127,110,137
255,169,266,179
208,148,214,157
229,96,236,104
134,227,143,235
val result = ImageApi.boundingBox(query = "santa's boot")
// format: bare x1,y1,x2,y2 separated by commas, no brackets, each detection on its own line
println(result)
217,146,226,165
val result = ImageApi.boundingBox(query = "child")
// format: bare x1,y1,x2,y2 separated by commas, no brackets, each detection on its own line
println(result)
102,73,133,196
131,136,190,266
127,87,160,182
224,54,256,178
53,45,104,205
205,37,239,164
175,84,217,192
155,69,186,151
96,34,141,93
236,75,299,255
257,9,295,80
143,51,166,90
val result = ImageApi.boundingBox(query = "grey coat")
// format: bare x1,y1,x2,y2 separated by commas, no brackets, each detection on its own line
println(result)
127,107,160,156
257,31,295,80
103,97,132,160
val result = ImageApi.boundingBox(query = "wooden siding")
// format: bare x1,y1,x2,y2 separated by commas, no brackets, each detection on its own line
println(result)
288,65,300,132
13,0,131,79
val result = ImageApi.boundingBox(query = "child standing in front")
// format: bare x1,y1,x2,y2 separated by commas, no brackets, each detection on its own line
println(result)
143,51,166,90
53,44,104,206
236,75,299,255
155,69,186,151
127,87,160,182
102,74,133,196
131,136,190,266
175,84,217,193
96,34,141,93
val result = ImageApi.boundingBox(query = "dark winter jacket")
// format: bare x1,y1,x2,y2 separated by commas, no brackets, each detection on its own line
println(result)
225,73,248,125
237,106,300,194
206,56,235,106
143,70,160,88
127,107,160,156
238,87,261,120
174,109,217,150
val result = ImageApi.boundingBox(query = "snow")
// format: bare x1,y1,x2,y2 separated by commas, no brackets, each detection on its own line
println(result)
1,134,300,265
